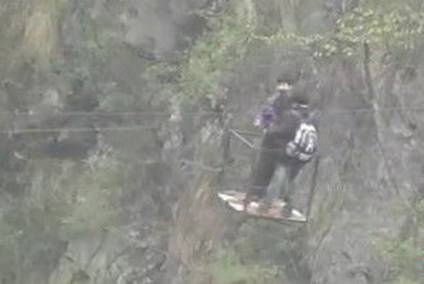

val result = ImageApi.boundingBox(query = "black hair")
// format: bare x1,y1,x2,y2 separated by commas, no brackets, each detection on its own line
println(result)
277,70,301,86
289,82,310,105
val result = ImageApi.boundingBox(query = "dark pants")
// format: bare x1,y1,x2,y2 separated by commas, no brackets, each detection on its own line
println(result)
247,134,303,207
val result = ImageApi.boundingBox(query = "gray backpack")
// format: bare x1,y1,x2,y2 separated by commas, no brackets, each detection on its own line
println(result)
285,111,318,162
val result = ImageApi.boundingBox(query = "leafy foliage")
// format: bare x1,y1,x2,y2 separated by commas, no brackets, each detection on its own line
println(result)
179,2,254,99
0,153,126,279
377,238,423,283
0,0,424,282
374,198,424,283
60,156,125,237
250,5,424,61
209,247,284,284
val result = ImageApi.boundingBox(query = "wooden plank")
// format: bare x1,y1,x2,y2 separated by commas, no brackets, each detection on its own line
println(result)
217,191,306,223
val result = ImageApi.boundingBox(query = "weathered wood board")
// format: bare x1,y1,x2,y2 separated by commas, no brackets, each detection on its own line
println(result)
217,190,306,223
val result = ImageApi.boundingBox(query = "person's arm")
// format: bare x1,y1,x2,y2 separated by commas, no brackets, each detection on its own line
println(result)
254,98,274,129
254,91,288,129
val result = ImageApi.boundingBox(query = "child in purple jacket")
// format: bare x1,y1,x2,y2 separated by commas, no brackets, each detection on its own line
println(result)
254,80,292,131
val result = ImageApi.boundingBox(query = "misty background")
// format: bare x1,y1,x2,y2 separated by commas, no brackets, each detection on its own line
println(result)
0,0,423,283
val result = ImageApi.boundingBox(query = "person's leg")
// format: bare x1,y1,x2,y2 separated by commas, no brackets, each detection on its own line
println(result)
280,163,301,216
268,164,287,204
247,149,275,199
245,136,276,207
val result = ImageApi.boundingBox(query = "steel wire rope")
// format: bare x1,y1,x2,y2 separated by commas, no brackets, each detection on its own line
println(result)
0,125,157,134
1,105,424,118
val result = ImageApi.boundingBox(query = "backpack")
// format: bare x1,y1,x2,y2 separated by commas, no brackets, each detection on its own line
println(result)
285,119,318,162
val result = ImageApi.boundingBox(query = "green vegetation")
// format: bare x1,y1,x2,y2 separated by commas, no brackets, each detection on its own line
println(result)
251,6,424,63
0,0,423,282
374,198,424,284
179,3,253,99
0,154,126,281
209,247,284,284
376,238,423,283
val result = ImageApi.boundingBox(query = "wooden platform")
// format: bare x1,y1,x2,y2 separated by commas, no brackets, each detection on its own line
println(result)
217,190,306,223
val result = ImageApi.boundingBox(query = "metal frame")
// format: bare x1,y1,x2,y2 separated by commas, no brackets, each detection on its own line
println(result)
227,128,320,223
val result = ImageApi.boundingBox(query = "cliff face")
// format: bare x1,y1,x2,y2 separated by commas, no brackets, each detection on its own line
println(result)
0,1,211,283
164,56,424,284
0,1,423,284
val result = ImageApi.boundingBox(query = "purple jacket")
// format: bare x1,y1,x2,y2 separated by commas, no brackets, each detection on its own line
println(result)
254,90,289,130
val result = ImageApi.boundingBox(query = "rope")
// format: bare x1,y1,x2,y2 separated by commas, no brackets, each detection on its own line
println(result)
1,125,156,134
229,129,255,149
1,105,424,118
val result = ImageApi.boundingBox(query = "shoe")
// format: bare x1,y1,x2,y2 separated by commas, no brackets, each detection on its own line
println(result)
243,194,262,211
281,204,292,218
243,197,271,213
